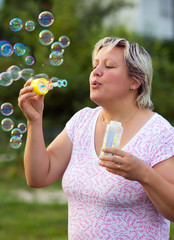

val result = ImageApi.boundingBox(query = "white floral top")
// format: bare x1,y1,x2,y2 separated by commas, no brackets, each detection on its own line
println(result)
62,106,174,240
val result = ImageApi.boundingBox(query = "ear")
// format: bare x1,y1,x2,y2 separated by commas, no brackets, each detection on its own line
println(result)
130,77,141,90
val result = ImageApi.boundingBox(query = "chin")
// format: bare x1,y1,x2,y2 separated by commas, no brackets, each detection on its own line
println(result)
90,94,103,106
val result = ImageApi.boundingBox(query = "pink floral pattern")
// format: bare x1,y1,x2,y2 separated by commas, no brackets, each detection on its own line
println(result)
62,107,174,239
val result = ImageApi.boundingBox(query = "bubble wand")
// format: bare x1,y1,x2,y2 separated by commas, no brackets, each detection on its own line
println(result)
30,78,67,95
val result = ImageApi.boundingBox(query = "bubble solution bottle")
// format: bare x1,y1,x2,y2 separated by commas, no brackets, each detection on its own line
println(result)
101,121,123,156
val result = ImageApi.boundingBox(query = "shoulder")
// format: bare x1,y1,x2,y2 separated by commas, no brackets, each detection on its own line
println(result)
66,106,101,131
149,113,174,166
71,106,102,121
151,113,174,134
65,106,101,142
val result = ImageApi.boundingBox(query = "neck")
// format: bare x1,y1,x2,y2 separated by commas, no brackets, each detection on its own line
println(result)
101,103,140,125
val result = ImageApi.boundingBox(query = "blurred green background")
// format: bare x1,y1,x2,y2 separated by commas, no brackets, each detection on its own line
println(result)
0,0,174,239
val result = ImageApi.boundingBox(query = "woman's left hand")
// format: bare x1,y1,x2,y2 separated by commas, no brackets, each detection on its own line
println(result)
99,147,150,183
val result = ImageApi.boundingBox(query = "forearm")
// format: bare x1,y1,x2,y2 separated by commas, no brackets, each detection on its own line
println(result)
24,118,50,188
141,166,174,221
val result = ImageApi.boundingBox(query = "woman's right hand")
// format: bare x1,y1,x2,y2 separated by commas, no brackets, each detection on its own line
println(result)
18,79,45,122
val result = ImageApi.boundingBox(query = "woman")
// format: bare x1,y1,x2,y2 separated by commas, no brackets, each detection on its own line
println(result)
18,37,174,239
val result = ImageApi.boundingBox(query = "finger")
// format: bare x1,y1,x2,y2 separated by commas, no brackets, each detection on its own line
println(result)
18,91,36,105
19,85,34,96
99,158,122,169
106,167,122,174
99,154,116,162
23,78,33,87
99,155,124,167
101,147,127,157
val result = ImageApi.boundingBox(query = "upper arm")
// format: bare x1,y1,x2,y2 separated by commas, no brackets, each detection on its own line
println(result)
46,128,72,183
153,156,174,184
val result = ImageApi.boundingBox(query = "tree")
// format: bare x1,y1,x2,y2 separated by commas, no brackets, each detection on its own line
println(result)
0,0,131,127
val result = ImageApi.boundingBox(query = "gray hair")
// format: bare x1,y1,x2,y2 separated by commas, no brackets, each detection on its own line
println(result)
92,37,153,109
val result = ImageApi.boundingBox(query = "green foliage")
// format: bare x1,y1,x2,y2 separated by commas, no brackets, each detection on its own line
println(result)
0,0,174,131
0,0,133,127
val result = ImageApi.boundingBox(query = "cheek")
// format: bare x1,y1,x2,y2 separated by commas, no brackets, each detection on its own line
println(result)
89,72,93,83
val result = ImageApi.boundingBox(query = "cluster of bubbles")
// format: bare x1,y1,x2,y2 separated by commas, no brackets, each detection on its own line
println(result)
0,65,68,88
0,11,71,150
0,102,27,149
0,11,70,67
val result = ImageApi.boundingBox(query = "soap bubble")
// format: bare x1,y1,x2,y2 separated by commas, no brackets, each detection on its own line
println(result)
0,72,13,86
17,123,27,133
25,20,35,32
38,11,54,27
9,18,23,32
9,136,22,149
0,40,10,56
51,42,64,55
39,30,54,46
58,36,70,48
25,56,35,66
20,68,35,81
1,43,13,56
50,76,59,82
11,128,23,139
33,73,49,80
7,65,21,81
49,52,63,66
14,43,26,56
1,102,14,116
1,118,14,131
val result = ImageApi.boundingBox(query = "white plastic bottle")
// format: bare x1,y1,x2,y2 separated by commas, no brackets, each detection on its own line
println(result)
101,121,123,156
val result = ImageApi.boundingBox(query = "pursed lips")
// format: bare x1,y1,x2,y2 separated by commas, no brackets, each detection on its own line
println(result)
91,80,102,89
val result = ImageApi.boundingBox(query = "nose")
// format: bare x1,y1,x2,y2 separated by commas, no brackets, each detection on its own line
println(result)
92,65,103,77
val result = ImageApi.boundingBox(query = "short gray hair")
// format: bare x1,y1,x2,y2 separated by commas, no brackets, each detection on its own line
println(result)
92,37,153,109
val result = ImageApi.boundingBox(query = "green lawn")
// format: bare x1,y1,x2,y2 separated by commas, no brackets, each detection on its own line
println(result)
0,152,68,240
0,151,174,239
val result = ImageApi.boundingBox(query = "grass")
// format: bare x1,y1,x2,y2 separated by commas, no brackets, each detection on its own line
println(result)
0,149,174,239
0,202,68,240
0,150,68,240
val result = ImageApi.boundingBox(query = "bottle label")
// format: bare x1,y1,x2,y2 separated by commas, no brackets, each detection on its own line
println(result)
101,130,122,156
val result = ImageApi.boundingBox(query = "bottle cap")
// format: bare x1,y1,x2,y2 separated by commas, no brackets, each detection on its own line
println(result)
110,121,123,133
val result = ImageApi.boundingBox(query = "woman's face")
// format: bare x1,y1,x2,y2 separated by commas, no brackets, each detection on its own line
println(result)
89,46,133,106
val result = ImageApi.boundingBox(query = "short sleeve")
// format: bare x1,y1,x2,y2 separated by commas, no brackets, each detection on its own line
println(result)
65,107,89,143
150,122,174,167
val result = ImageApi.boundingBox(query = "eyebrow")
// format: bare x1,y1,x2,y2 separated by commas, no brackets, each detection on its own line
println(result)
93,58,118,65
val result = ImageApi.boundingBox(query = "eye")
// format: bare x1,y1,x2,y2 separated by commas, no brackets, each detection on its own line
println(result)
106,65,114,69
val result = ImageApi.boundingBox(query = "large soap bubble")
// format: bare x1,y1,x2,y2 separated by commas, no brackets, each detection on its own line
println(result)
9,136,22,149
25,56,35,66
0,40,12,56
7,65,21,81
11,128,23,139
25,20,35,32
38,11,54,27
20,68,35,81
58,36,70,48
1,43,13,57
9,18,23,32
49,52,64,66
17,123,27,133
33,73,49,80
1,118,14,131
0,102,14,116
14,43,26,56
39,30,54,46
0,72,13,86
51,42,64,55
